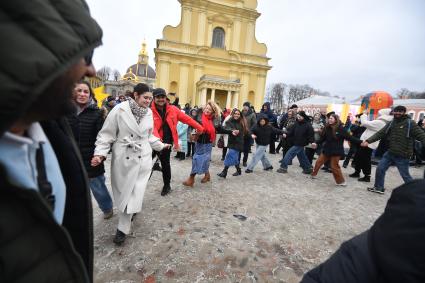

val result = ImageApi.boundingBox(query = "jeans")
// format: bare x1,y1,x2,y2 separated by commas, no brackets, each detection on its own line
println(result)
374,152,413,189
281,146,312,171
89,175,113,213
247,145,272,170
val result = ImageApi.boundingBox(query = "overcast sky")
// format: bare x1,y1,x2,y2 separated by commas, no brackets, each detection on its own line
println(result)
86,0,425,99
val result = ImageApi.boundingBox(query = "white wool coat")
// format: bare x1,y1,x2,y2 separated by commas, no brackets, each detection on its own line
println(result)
94,101,164,214
360,109,393,150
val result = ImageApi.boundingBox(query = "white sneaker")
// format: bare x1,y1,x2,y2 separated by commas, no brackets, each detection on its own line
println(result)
336,182,347,187
310,175,317,179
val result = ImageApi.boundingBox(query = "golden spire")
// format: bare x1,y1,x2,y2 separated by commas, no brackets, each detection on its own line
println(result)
139,39,148,56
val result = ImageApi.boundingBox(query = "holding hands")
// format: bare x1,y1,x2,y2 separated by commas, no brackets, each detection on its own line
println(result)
232,130,239,136
361,141,369,147
251,134,257,140
91,155,105,167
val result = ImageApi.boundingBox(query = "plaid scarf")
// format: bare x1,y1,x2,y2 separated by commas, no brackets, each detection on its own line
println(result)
128,98,148,124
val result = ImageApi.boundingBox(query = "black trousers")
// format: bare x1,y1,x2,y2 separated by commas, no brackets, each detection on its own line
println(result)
187,142,195,156
343,145,358,166
354,147,373,176
239,136,252,163
156,148,171,186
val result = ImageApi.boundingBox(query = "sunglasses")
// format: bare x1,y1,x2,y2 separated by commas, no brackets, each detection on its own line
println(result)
84,50,94,66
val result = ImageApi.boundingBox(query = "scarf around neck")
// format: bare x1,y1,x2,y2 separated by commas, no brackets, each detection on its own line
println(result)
202,113,216,143
128,98,148,124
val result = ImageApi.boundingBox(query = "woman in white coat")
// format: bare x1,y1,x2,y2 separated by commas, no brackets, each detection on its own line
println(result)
349,108,393,182
91,83,170,245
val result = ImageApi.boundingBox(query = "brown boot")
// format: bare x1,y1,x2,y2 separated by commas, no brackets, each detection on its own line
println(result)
183,174,195,187
201,171,211,183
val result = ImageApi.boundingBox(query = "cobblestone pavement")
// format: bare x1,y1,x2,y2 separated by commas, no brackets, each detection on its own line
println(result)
93,148,424,283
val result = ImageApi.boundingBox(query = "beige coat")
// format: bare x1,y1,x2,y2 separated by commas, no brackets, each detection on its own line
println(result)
94,101,164,214
360,108,393,150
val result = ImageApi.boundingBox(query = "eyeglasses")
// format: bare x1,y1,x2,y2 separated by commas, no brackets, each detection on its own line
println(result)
84,50,94,66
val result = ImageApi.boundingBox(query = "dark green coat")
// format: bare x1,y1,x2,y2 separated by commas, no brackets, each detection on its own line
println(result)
367,116,425,159
223,118,245,151
0,0,102,282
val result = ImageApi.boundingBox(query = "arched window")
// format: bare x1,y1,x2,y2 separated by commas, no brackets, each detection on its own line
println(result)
212,27,225,49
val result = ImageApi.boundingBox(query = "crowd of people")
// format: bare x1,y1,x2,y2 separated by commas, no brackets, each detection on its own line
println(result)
1,1,425,282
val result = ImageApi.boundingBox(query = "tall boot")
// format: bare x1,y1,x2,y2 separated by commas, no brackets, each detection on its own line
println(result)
183,174,195,187
217,167,228,178
221,147,228,161
232,165,242,176
201,171,211,183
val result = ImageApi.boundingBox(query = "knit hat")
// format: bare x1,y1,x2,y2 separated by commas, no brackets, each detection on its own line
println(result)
243,102,251,107
152,88,167,97
393,105,407,113
290,104,298,109
297,110,309,120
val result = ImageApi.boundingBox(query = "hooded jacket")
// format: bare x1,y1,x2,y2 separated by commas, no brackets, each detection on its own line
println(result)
250,114,284,146
301,179,425,283
285,119,314,146
0,1,102,282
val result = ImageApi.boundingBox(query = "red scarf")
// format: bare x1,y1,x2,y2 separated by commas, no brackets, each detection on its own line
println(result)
201,113,216,143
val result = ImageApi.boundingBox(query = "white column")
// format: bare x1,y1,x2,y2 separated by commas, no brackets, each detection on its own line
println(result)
207,20,213,46
232,18,241,51
197,10,207,46
182,6,192,44
178,63,190,105
226,91,232,108
245,21,254,53
232,91,240,108
211,88,216,102
201,88,207,105
226,23,232,50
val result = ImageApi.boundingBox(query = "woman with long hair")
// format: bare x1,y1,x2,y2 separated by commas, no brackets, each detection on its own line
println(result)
183,100,221,187
91,83,171,245
311,114,361,186
217,108,249,178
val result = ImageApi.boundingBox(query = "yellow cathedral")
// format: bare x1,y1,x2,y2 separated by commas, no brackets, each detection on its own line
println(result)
154,0,271,110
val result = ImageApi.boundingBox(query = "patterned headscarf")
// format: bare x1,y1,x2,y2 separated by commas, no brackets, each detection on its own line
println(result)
128,98,148,124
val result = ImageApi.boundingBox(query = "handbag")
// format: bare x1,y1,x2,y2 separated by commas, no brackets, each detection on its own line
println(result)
217,136,224,148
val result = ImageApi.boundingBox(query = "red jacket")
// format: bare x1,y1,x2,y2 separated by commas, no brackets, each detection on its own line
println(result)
151,103,203,149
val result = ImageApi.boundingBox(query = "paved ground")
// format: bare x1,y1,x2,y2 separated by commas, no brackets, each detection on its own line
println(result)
93,148,424,283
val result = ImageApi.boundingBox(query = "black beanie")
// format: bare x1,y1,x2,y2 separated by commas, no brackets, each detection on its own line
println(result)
393,105,407,113
298,110,309,120
153,88,167,97
243,102,251,107
290,104,298,109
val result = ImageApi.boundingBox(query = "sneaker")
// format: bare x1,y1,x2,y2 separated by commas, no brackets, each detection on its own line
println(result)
349,172,360,178
103,209,113,220
113,229,126,245
310,175,317,179
367,187,385,194
302,168,312,174
264,166,273,171
245,169,253,173
277,168,287,173
336,182,347,187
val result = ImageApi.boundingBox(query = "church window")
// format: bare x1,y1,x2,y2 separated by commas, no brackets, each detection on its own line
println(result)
212,27,225,49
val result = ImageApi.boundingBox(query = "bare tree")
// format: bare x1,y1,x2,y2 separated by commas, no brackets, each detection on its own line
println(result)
266,83,287,113
112,69,121,81
96,66,112,82
396,88,425,99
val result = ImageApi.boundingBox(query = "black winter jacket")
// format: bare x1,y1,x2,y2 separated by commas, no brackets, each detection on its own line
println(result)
0,0,102,281
251,116,284,146
67,104,105,178
222,118,245,151
319,125,361,156
301,179,425,283
285,120,314,146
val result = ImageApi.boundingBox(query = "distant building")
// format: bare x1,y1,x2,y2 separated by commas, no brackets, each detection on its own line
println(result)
104,40,156,97
155,0,271,109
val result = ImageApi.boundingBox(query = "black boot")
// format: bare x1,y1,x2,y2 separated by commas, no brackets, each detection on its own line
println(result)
358,175,371,182
217,166,228,178
161,184,171,196
232,166,242,176
113,229,126,245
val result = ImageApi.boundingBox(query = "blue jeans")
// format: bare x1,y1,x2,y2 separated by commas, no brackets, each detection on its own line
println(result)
281,145,312,171
247,145,272,170
89,175,113,213
374,152,413,189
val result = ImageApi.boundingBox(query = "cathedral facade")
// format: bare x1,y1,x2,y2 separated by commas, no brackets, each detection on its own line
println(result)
154,0,271,109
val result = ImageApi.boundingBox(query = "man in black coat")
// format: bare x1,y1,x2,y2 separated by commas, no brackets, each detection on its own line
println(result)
68,81,113,219
277,111,316,174
0,0,102,282
300,179,425,283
